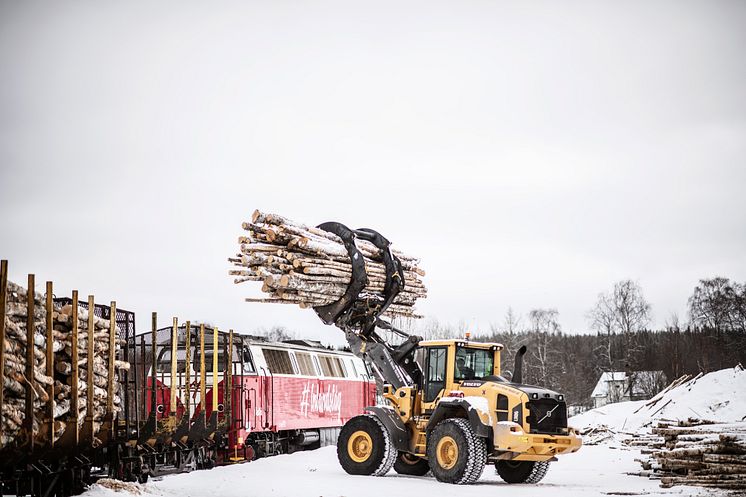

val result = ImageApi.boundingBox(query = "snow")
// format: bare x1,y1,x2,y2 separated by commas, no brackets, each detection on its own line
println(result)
439,396,493,424
79,367,744,497
81,445,711,497
590,372,627,398
571,366,746,434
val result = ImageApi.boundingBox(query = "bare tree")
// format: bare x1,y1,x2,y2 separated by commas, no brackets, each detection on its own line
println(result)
688,277,746,333
527,308,561,388
257,325,295,342
587,280,651,372
504,307,522,334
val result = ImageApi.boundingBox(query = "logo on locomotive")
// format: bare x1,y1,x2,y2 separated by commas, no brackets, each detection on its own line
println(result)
299,381,342,420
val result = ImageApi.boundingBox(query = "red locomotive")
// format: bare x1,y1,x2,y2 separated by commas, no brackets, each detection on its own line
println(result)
132,323,377,464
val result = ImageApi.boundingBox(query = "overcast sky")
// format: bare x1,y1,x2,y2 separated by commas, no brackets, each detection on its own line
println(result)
1,1,745,346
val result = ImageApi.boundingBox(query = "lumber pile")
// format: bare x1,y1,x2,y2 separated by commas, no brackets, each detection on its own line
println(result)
632,418,746,491
1,281,129,449
228,210,427,319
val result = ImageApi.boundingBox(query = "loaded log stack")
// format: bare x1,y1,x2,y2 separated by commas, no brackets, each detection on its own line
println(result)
1,279,128,450
228,210,427,319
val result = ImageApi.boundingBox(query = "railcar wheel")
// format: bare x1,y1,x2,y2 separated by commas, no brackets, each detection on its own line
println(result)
426,418,486,484
337,415,396,476
495,460,550,484
393,452,430,476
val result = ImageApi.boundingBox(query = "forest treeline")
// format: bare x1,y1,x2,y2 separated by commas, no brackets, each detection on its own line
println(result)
416,276,746,407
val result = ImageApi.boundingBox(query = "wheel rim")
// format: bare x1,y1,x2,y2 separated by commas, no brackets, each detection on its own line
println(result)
435,436,459,470
400,453,421,466
348,430,373,463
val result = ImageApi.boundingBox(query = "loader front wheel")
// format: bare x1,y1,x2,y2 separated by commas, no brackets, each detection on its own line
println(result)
393,452,430,476
495,460,550,484
337,415,396,476
426,418,486,484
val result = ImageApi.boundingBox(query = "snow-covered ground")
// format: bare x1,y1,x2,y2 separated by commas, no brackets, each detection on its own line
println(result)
84,444,708,497
571,366,746,435
81,367,745,497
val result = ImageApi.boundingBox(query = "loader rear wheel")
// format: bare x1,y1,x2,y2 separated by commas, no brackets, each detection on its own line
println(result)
337,415,396,476
393,452,430,476
495,460,550,484
426,418,486,484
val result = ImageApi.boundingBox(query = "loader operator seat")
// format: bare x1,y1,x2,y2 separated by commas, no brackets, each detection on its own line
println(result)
456,357,475,380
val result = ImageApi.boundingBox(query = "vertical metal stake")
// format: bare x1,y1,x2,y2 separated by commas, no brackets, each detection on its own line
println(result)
0,260,8,431
46,281,54,446
25,274,35,450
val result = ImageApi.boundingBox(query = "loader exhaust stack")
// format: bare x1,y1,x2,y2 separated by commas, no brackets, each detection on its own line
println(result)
513,345,527,384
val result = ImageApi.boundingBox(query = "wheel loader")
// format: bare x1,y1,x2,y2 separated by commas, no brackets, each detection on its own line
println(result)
309,221,582,485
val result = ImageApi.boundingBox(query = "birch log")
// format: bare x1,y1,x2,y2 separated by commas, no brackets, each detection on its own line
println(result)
229,210,428,319
1,281,129,449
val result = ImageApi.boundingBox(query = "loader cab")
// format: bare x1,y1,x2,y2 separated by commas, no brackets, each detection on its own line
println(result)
417,340,503,407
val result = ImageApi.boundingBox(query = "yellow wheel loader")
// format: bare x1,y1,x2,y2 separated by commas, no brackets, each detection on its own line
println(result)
309,222,581,485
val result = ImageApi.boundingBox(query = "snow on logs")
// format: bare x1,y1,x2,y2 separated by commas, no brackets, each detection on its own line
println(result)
1,271,128,450
632,418,746,491
228,210,427,319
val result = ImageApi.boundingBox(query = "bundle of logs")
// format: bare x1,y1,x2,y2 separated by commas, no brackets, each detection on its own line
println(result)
630,418,746,491
1,281,129,449
228,210,427,319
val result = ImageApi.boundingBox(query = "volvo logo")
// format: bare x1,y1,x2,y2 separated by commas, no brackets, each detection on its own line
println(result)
537,404,559,424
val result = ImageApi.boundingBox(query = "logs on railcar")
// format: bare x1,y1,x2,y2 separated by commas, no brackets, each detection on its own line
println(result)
228,210,428,319
1,280,129,448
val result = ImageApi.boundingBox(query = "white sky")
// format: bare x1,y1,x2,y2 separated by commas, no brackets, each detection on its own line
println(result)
1,1,745,346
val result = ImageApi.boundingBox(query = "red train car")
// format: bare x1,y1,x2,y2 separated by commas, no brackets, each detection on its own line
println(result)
133,326,377,461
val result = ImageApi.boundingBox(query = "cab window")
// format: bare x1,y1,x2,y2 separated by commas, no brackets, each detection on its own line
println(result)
424,347,447,402
454,347,494,381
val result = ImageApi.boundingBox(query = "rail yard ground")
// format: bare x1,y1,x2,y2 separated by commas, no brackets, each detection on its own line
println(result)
82,444,710,497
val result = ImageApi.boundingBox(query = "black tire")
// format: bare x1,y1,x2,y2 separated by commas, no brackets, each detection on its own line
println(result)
426,418,486,484
337,415,397,476
495,460,550,484
393,452,430,476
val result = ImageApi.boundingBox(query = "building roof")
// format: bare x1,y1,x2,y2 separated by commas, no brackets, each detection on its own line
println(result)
591,372,627,398
591,371,665,398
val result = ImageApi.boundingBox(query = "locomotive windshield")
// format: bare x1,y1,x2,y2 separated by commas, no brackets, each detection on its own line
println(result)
454,346,494,381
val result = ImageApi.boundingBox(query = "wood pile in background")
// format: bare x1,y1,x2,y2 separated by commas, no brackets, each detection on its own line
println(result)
228,210,427,319
629,418,746,491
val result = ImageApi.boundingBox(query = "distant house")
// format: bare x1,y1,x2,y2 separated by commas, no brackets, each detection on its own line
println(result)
591,370,667,409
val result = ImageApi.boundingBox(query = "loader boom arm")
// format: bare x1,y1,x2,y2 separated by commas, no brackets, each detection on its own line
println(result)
312,222,422,389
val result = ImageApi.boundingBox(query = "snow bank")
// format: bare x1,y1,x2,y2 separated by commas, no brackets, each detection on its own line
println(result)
570,366,746,435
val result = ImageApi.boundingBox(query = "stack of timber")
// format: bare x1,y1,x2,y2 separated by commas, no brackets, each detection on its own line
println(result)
228,210,427,319
1,279,129,449
632,418,746,491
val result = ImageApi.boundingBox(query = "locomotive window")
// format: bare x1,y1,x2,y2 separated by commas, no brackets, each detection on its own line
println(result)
318,356,334,376
312,356,322,376
295,352,317,376
157,349,187,373
347,359,358,378
241,346,256,373
289,353,300,374
262,348,295,375
334,357,347,377
203,351,225,373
